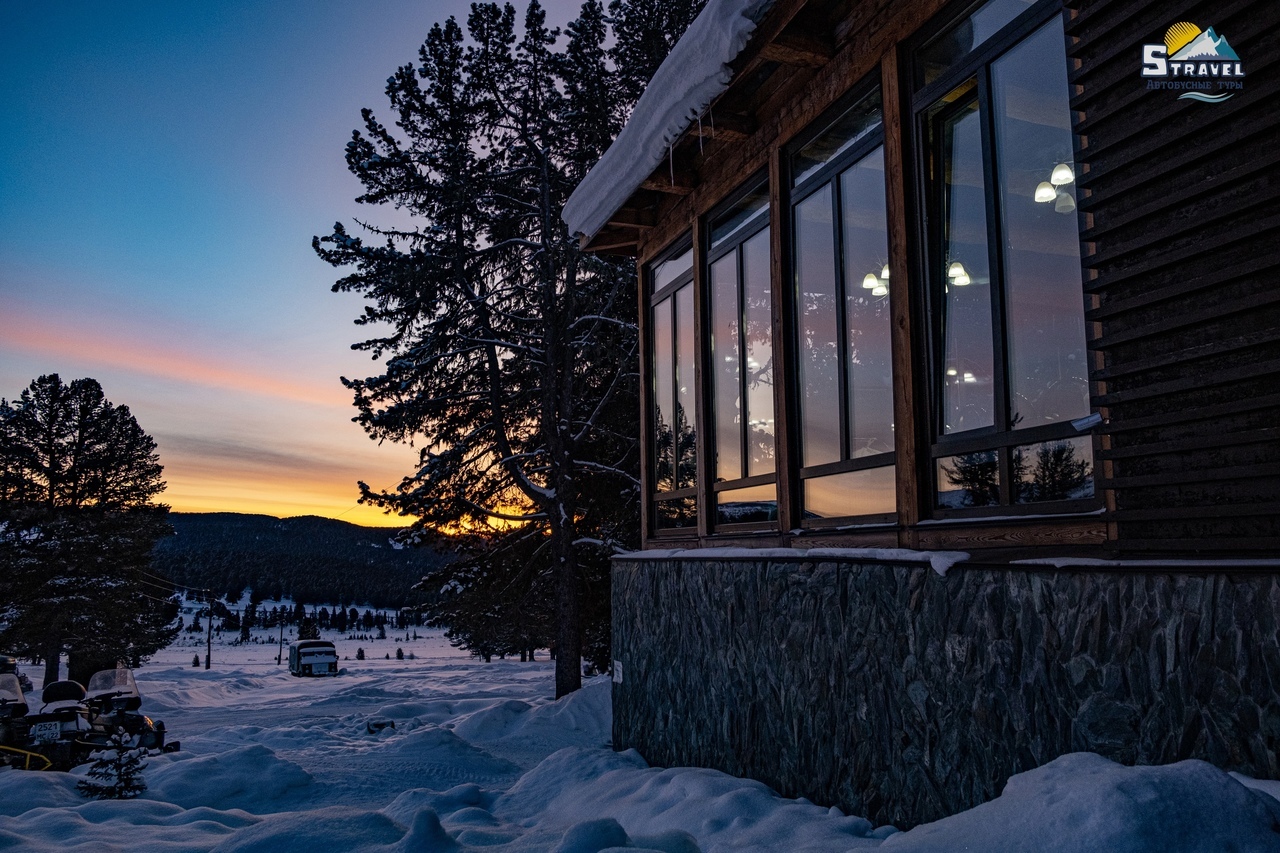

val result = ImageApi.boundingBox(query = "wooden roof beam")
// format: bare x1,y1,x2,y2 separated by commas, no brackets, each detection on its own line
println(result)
606,207,657,229
687,112,756,142
640,169,697,195
758,32,833,68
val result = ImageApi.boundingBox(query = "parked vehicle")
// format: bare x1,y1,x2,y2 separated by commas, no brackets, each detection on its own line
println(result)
84,666,175,753
0,654,34,694
21,679,94,770
3,666,178,771
288,640,338,676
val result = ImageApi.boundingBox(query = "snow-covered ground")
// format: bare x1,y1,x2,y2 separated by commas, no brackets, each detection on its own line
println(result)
3,631,1280,852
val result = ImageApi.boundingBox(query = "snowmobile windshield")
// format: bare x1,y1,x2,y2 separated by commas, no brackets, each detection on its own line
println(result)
0,673,23,704
87,667,139,700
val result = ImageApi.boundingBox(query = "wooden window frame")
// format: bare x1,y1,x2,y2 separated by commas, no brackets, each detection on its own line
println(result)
908,0,1102,520
786,79,899,529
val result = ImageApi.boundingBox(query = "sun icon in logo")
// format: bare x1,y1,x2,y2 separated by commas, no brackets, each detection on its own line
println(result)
1164,21,1202,56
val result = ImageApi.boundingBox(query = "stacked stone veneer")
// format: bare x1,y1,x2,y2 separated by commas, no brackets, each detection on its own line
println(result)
610,555,1280,827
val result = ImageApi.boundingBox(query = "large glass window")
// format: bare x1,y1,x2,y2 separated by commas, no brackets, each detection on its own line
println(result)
919,1,1095,513
791,87,896,524
708,181,775,528
649,243,698,530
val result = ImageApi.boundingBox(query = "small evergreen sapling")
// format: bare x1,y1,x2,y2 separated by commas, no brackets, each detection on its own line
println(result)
77,729,147,800
396,647,404,660
192,654,200,667
356,648,365,660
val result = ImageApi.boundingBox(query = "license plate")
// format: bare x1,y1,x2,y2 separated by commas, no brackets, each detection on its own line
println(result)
30,721,61,744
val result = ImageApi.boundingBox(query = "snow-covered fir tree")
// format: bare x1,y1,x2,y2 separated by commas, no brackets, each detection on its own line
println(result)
77,728,148,800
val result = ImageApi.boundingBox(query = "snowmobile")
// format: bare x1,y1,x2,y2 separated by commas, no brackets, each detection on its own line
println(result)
8,667,178,771
0,673,47,769
19,678,95,770
83,666,177,754
0,654,34,695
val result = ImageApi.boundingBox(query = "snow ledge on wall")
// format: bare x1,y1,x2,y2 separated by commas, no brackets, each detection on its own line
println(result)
616,547,971,577
562,0,776,240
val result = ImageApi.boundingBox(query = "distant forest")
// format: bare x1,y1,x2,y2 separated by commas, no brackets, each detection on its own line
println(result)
151,513,448,609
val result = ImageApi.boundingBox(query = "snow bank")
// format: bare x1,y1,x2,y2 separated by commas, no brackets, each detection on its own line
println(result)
144,744,313,812
6,632,1280,851
881,753,1280,852
562,0,776,239
497,747,888,851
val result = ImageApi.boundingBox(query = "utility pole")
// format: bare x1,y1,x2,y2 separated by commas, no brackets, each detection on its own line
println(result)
204,590,212,670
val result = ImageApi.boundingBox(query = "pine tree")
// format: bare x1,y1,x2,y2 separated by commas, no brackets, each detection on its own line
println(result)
297,616,320,641
0,375,176,684
314,0,710,697
607,0,706,111
77,728,147,800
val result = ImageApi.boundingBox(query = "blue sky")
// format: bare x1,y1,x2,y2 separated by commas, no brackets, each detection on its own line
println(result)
0,0,583,524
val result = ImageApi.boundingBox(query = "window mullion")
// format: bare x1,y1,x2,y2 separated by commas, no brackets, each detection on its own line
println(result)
976,67,1012,504
832,179,851,464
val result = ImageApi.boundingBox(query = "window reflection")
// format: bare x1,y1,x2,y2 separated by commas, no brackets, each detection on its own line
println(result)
916,0,1036,86
711,255,742,482
1014,436,1094,503
840,147,894,459
795,186,841,467
992,19,1089,429
743,230,775,476
804,467,896,518
937,95,995,434
675,285,698,491
936,451,1000,508
652,295,674,492
716,483,778,525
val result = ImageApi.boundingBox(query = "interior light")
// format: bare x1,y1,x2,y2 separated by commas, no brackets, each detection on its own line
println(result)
871,284,888,297
947,261,966,278
1050,162,1075,186
881,264,890,280
1034,181,1056,203
1054,192,1077,214
963,372,976,383
946,368,958,376
952,272,971,286
862,273,880,289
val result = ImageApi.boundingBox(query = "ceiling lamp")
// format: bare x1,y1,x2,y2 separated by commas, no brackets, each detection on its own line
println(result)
952,271,971,286
1050,162,1075,186
1055,192,1076,214
947,261,966,278
862,273,880,289
872,284,888,297
1035,181,1056,203
881,264,890,280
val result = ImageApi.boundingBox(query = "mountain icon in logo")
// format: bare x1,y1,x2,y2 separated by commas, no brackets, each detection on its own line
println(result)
1165,23,1240,61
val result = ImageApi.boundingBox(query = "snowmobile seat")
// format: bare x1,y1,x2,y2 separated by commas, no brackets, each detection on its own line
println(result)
41,680,86,709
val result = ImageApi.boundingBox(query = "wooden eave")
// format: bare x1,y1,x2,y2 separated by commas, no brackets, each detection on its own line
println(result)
579,0,823,255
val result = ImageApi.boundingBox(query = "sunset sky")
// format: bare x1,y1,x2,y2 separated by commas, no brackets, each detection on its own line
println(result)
1,1,582,526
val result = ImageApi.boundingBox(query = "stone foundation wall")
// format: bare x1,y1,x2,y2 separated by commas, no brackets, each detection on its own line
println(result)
610,556,1280,827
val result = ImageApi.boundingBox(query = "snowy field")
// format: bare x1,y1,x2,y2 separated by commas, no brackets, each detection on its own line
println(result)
4,630,1280,852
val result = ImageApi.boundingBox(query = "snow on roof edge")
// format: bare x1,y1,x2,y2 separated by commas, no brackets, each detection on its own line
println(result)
562,0,777,241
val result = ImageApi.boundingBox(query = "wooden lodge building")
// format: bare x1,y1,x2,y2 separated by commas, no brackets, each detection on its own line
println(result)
565,0,1280,828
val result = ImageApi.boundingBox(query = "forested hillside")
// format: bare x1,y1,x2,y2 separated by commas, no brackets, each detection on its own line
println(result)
151,513,447,608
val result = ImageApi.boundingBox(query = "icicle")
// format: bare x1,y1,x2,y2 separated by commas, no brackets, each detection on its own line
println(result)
669,142,674,185
697,114,704,154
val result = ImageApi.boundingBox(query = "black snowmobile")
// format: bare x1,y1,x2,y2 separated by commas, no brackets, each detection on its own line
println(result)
83,666,177,754
0,673,45,769
8,666,178,771
18,678,95,770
